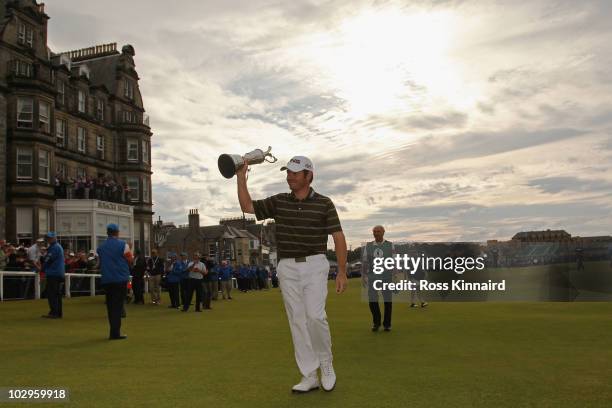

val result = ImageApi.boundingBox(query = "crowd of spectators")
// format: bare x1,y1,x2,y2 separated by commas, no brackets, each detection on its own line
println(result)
54,173,132,204
0,240,278,301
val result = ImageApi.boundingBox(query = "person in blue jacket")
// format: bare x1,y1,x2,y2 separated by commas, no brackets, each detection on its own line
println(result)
179,252,190,308
165,252,184,309
97,223,133,340
238,264,249,292
42,232,65,319
219,261,233,300
248,264,257,290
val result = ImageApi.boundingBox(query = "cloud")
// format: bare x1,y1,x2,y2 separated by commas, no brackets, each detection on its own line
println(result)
384,128,588,169
528,177,612,195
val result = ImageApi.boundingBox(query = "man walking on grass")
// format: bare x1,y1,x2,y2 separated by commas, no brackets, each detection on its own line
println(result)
97,223,133,340
235,155,348,393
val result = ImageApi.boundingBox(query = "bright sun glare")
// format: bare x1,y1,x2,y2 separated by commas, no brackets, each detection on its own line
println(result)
304,8,477,118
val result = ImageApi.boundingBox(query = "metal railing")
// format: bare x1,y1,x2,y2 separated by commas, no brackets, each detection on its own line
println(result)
0,271,243,301
0,271,101,301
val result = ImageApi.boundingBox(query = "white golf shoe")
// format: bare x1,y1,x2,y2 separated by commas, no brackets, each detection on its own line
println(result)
291,372,319,393
319,359,336,391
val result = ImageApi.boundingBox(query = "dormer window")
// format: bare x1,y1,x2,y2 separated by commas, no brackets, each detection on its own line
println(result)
18,23,34,47
124,79,134,99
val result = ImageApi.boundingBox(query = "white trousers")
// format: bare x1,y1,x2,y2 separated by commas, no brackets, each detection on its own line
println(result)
277,254,332,377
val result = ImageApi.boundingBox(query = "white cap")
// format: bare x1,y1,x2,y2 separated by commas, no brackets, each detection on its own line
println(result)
280,156,314,173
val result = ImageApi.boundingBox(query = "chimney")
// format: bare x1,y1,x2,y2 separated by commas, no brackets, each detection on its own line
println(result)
188,209,200,231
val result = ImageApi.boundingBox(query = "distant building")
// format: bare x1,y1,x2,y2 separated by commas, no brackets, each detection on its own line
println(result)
0,0,153,253
489,229,612,267
512,229,572,242
154,210,277,267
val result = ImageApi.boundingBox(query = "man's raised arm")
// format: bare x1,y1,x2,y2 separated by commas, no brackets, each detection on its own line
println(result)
236,160,254,214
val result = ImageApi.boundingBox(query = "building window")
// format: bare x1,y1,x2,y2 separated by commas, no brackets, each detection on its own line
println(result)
96,135,104,160
126,176,139,201
77,127,86,153
39,101,50,133
122,110,135,123
76,167,86,179
78,90,86,113
127,139,138,161
17,23,33,47
17,97,33,128
55,119,66,147
57,81,65,104
16,208,33,245
56,162,66,178
39,209,50,235
14,60,33,77
38,150,50,183
96,99,104,121
143,177,149,202
17,147,33,180
142,140,149,163
124,80,134,99
18,23,26,44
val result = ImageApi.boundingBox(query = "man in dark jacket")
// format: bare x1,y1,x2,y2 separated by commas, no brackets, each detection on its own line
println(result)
42,232,64,319
147,249,164,305
131,248,146,304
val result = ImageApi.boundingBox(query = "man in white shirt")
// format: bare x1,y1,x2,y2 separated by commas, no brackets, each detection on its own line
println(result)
183,252,206,312
27,238,45,271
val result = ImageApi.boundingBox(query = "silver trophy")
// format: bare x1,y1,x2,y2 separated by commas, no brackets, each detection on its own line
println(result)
218,146,278,178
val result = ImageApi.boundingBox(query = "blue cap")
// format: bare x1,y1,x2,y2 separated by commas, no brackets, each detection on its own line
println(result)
45,232,56,239
106,223,119,233
180,252,188,257
169,252,177,257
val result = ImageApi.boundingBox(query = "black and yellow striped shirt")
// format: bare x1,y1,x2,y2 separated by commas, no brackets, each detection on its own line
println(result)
253,188,342,260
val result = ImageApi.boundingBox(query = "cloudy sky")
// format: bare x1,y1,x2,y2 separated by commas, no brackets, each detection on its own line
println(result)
46,0,612,246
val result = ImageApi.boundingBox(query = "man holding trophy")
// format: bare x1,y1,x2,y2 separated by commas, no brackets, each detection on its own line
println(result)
226,149,348,393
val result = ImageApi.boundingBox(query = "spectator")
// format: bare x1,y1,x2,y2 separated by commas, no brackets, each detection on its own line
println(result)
0,240,7,270
165,253,183,309
27,238,44,271
183,252,206,312
238,263,249,292
179,252,190,308
73,251,88,272
131,248,146,305
147,249,164,305
41,232,65,319
205,257,219,300
97,223,133,340
219,261,233,300
86,250,98,272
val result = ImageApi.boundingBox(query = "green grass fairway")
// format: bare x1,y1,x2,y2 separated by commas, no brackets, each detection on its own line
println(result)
1,283,612,408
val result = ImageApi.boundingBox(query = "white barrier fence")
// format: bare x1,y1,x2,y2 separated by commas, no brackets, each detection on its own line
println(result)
0,271,243,301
